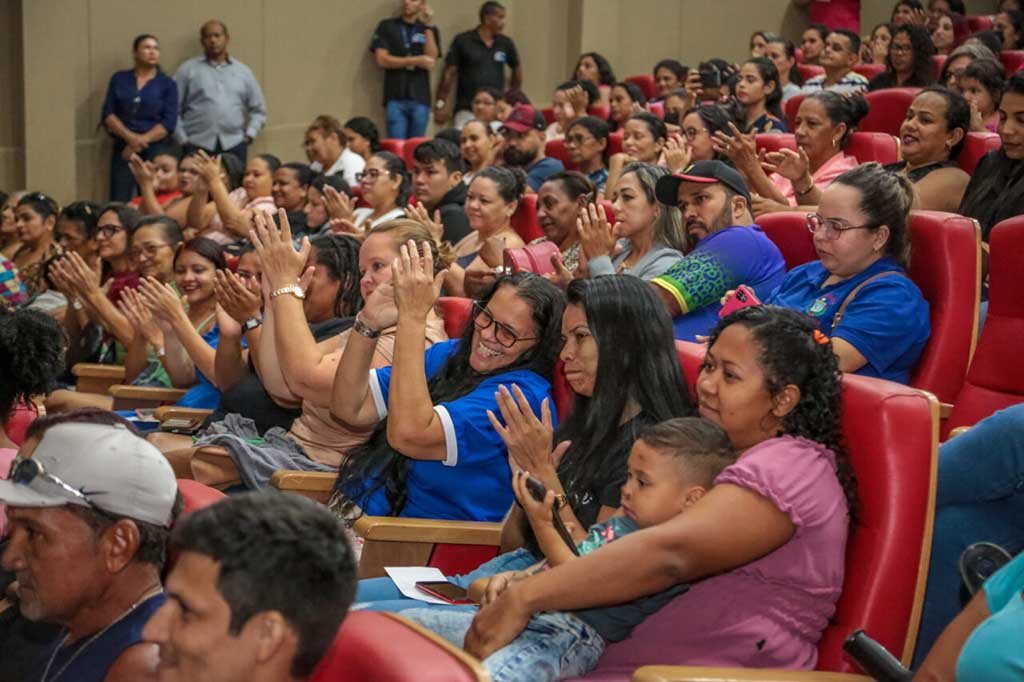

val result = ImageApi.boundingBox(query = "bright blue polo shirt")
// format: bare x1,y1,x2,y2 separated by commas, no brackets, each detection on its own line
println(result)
767,257,930,384
362,339,554,521
956,550,1024,680
652,225,786,342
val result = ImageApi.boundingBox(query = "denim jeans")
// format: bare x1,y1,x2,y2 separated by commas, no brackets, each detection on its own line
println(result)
354,548,539,613
182,140,248,164
385,100,430,139
912,405,1024,667
402,607,606,682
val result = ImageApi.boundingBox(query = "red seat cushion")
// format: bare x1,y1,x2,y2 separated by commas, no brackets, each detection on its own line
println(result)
511,194,543,242
625,74,656,100
401,137,431,170
999,50,1024,75
958,132,1001,174
966,14,994,31
853,63,886,81
436,297,472,338
861,88,921,137
795,64,825,82
755,211,817,270
380,138,405,158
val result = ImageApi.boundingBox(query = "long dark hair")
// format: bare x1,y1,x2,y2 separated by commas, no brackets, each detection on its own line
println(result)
706,306,858,521
743,56,784,121
335,273,566,516
768,36,804,86
574,52,616,86
554,277,692,510
885,24,936,87
309,234,362,317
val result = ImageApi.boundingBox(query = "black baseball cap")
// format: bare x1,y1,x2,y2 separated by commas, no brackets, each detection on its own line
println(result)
655,160,752,208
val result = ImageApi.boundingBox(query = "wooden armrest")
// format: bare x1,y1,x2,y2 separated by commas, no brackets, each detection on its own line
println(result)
352,516,502,546
155,406,213,422
632,667,871,682
72,363,126,379
108,385,188,402
939,402,952,419
270,470,336,504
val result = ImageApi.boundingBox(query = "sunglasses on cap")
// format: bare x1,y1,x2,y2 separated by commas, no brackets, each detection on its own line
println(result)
8,456,98,510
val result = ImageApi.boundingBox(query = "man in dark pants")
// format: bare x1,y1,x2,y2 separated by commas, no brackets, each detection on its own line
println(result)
371,0,440,139
434,1,522,128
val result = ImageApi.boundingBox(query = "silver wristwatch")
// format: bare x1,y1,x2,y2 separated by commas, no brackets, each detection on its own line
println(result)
243,315,263,331
270,284,305,301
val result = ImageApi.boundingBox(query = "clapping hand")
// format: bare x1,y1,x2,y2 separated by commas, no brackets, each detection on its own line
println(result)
576,202,619,261
392,239,447,322
406,203,445,241
712,123,761,175
136,276,188,323
323,184,356,223
128,154,156,186
763,147,811,182
664,133,693,173
213,269,261,324
250,210,311,291
119,287,164,348
486,385,570,477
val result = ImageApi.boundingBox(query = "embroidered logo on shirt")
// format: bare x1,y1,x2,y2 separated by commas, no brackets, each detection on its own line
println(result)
494,50,507,63
809,297,829,316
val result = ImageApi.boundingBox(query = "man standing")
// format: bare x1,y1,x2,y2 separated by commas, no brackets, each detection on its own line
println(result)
371,0,440,139
800,30,870,95
501,105,565,192
0,414,181,682
175,20,267,162
143,490,357,682
434,1,522,128
411,138,471,242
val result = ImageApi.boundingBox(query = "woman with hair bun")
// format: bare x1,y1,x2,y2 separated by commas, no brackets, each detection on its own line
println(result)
717,91,867,214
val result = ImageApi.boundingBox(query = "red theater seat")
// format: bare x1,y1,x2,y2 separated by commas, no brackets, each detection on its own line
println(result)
966,14,994,32
546,138,577,170
177,479,227,515
932,54,947,75
625,74,657,100
312,611,488,682
436,296,472,338
999,50,1024,74
907,212,982,405
608,130,623,156
944,217,1024,436
648,101,665,119
627,341,938,681
958,132,1001,174
795,63,825,82
541,106,556,126
588,104,610,120
755,211,817,270
401,136,431,169
379,138,404,158
511,194,542,242
854,63,886,81
784,93,807,131
862,88,920,137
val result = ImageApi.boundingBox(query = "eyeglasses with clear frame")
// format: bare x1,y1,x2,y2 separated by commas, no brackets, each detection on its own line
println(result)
806,213,876,240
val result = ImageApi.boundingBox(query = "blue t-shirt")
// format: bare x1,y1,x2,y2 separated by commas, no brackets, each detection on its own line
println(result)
363,339,554,521
526,157,566,192
101,69,178,135
956,551,1024,681
767,257,930,384
652,225,786,342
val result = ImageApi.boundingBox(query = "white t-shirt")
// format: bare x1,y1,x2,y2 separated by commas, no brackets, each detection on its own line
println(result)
311,148,366,187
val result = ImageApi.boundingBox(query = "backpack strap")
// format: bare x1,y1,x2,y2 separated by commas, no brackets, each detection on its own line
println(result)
831,271,902,329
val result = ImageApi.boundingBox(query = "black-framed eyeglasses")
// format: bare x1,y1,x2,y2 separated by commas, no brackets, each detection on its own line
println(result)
471,301,537,348
682,127,707,141
8,456,96,510
806,213,876,240
96,224,126,239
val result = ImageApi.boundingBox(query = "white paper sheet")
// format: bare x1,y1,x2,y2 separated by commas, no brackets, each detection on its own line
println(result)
384,566,452,605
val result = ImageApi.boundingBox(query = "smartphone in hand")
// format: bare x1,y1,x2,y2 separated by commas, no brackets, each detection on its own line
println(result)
720,285,762,318
524,475,580,556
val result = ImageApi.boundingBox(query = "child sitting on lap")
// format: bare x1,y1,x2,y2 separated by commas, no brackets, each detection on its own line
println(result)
401,417,737,682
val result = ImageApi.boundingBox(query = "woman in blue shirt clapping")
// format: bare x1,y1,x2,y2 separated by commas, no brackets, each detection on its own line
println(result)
101,34,178,202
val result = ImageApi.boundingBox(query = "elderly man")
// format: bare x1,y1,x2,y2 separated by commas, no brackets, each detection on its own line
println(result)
0,411,180,682
143,490,357,681
175,19,267,162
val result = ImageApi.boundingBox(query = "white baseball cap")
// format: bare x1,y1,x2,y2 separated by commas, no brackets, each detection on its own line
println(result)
0,422,178,527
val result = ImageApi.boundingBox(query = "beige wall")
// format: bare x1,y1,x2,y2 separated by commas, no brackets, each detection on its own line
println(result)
2,0,1004,203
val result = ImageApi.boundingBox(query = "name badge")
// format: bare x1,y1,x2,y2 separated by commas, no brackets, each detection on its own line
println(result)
494,50,507,63
412,33,426,44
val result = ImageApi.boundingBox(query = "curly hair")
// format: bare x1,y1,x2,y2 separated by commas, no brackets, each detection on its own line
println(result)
705,305,859,521
0,308,66,422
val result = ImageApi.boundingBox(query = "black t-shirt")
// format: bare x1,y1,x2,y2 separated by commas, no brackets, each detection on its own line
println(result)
370,17,440,105
436,182,471,243
445,30,519,110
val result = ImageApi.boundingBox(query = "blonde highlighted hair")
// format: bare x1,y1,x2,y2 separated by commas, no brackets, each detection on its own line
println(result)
367,219,456,271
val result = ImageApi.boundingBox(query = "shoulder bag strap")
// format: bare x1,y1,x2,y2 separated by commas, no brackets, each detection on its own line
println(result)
831,270,902,329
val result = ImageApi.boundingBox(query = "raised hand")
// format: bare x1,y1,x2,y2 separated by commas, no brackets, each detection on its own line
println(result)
322,184,355,223
194,150,223,184
119,287,164,348
712,123,760,174
664,133,693,173
128,153,155,185
136,276,187,322
250,209,312,291
406,203,445,241
486,384,568,477
214,269,261,323
576,202,619,261
763,147,811,182
392,239,446,322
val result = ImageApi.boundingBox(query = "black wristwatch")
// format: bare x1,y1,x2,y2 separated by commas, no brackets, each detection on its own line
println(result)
243,315,263,332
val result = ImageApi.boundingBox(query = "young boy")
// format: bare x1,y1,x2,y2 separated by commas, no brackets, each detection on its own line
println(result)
402,417,737,682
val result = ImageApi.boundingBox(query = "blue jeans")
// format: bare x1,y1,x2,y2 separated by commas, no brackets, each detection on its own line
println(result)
402,608,605,682
354,547,539,612
913,405,1024,666
385,100,430,139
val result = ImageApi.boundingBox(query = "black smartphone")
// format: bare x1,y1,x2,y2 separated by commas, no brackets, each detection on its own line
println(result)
700,66,721,89
414,581,474,604
524,476,580,556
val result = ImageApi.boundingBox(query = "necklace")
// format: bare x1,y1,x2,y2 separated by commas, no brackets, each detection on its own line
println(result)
40,585,163,682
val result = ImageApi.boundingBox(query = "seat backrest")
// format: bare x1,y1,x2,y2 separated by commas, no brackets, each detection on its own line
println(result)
861,88,921,137
625,74,657,100
795,63,825,82
379,138,405,159
676,341,938,672
853,63,886,81
844,132,900,164
755,211,817,270
966,14,994,31
947,217,1024,432
608,130,623,156
958,132,1001,174
511,194,543,242
5,401,38,446
545,138,576,170
435,297,472,339
931,54,947,76
906,211,981,405
785,93,807,131
177,479,227,515
312,611,487,682
588,104,611,120
999,50,1024,75
541,106,556,126
648,100,665,119
401,137,431,170
754,133,798,156
598,199,615,224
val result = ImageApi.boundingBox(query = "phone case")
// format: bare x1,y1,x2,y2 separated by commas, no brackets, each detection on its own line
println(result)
719,285,762,318
415,582,474,604
503,241,562,276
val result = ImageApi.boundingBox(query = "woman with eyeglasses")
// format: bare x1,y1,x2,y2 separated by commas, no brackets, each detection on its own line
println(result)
330,252,565,523
0,307,66,539
351,151,410,231
867,23,936,91
755,163,929,383
565,116,610,195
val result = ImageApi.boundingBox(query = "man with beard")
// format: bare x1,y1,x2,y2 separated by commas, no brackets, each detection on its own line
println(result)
650,161,786,341
500,105,565,192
